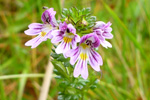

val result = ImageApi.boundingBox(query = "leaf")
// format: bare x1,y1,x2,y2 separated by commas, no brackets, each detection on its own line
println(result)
51,60,69,79
90,85,97,89
69,7,79,23
56,55,68,62
82,7,91,16
86,16,96,23
50,53,59,59
61,8,69,18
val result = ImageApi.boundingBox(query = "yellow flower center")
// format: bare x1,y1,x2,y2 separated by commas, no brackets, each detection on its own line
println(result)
80,43,89,49
66,33,74,36
41,31,47,37
63,37,72,43
80,53,87,60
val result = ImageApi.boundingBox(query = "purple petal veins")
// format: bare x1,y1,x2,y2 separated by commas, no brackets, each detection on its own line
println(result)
93,21,113,48
24,7,113,80
24,8,58,48
66,34,103,79
51,22,80,55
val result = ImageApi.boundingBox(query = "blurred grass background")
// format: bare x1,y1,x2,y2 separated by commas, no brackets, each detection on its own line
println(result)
0,0,150,100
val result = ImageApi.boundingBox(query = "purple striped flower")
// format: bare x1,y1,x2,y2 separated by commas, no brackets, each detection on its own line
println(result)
51,22,80,55
93,21,113,48
65,33,103,79
25,8,58,48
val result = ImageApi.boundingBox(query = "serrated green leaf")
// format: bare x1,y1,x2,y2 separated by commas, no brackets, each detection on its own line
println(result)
64,62,72,67
53,69,59,74
50,53,59,59
55,75,62,79
61,8,69,18
59,81,68,88
82,7,91,16
57,55,67,62
94,79,99,84
75,84,84,90
58,95,64,100
69,7,80,23
78,10,82,17
66,87,76,94
87,16,96,23
52,60,69,79
61,14,66,18
65,95,72,100
73,95,79,100
62,8,69,15
90,85,97,89
52,49,55,53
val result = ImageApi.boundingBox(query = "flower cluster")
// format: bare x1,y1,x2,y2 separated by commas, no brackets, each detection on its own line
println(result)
25,8,113,79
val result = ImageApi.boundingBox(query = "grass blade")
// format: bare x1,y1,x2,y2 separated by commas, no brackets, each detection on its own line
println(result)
102,1,148,61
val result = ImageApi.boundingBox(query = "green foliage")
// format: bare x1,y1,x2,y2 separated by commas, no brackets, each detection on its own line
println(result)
50,7,102,98
51,46,99,99
61,7,96,36
0,0,150,100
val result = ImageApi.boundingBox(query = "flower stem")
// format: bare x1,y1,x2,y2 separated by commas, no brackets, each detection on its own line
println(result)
78,29,93,36
81,93,84,100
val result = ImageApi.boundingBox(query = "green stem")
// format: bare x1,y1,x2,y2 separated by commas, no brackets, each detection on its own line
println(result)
81,93,84,100
78,29,93,36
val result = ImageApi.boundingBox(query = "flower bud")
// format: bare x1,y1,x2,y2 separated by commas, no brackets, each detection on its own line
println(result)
82,18,88,26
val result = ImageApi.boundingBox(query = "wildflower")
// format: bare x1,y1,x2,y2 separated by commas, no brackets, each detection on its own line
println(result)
51,22,80,55
65,33,103,79
25,8,58,48
93,21,113,48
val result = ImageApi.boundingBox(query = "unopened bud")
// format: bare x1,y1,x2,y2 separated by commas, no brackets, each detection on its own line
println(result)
82,18,88,25
43,6,49,9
